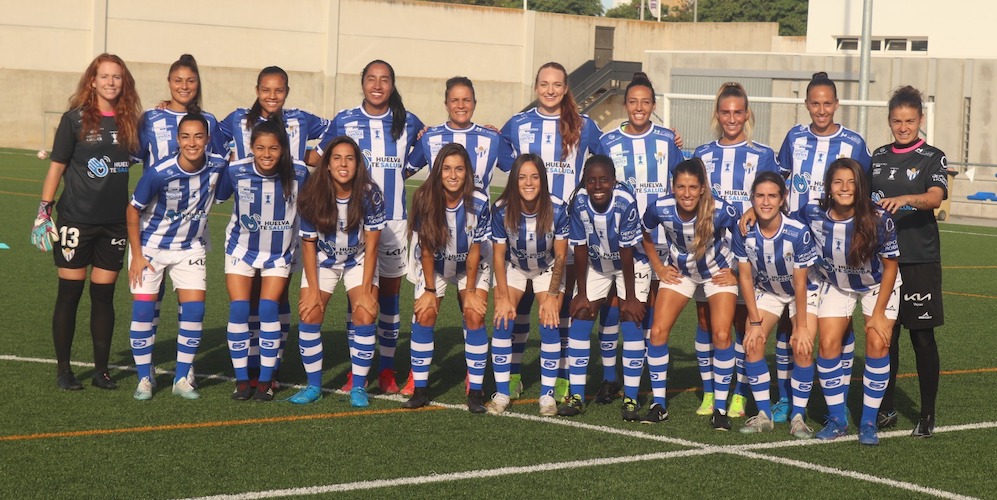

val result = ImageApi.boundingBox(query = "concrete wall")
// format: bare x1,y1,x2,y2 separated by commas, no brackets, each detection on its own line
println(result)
645,50,997,219
1,0,777,150
807,0,997,59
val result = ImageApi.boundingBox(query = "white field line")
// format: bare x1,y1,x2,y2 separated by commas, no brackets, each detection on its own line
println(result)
729,449,978,500
939,229,997,237
3,354,988,500
178,448,719,500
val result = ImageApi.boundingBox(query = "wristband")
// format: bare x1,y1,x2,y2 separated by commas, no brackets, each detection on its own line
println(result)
749,320,762,327
423,287,437,292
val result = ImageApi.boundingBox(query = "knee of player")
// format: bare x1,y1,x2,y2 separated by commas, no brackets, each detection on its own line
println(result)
648,327,670,346
462,311,485,330
416,310,438,327
712,330,732,349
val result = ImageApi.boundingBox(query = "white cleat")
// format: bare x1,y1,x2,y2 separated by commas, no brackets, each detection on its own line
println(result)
172,376,200,400
133,377,153,401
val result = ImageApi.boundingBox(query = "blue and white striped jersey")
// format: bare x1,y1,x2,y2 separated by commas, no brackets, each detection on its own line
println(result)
319,106,424,220
642,195,741,280
212,108,328,162
568,186,646,273
694,140,780,216
137,108,219,169
300,190,387,270
796,202,901,293
415,190,491,279
217,157,310,269
491,196,569,272
130,153,228,250
407,123,513,190
778,124,872,213
499,108,602,202
599,124,684,246
731,215,818,297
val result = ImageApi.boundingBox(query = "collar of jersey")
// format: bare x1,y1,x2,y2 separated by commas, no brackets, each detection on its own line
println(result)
444,122,477,133
715,139,748,149
358,106,391,120
531,108,560,120
619,123,657,139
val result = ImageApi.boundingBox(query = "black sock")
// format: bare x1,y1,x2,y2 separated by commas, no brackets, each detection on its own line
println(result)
89,282,117,372
881,323,903,413
910,328,939,417
53,278,85,373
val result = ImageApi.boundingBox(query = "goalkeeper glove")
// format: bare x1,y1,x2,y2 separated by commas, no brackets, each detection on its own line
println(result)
31,201,58,252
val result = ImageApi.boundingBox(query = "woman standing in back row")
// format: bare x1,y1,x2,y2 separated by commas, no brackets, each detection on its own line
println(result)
32,54,142,390
870,86,947,438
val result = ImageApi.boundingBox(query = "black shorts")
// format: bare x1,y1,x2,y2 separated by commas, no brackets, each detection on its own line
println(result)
897,262,944,329
53,220,127,271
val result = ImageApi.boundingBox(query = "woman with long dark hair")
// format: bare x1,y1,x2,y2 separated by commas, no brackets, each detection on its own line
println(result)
799,158,900,445
291,136,385,407
32,53,142,390
402,143,491,413
487,154,569,416
318,60,424,395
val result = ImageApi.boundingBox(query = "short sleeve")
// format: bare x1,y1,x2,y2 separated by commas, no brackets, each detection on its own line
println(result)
731,230,748,261
363,188,387,231
877,210,900,259
490,204,508,244
618,199,642,248
776,132,793,176
793,228,818,268
50,112,77,164
130,170,159,209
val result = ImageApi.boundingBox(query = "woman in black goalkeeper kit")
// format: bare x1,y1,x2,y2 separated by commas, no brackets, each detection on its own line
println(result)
869,86,947,437
32,54,142,390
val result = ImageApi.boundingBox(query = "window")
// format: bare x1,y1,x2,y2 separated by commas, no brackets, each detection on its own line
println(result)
911,39,929,52
836,38,859,51
885,39,908,51
870,40,882,51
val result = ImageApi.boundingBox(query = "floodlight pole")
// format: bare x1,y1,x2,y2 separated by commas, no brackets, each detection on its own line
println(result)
858,0,873,138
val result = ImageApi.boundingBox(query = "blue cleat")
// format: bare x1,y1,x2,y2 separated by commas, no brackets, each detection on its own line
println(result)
288,385,323,405
816,416,849,440
858,421,880,446
350,386,370,408
770,398,790,423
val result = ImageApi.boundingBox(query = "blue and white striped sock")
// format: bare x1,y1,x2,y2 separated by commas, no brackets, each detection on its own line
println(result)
567,318,594,397
465,325,488,391
274,300,291,371
298,322,323,387
410,322,434,388
175,301,204,384
352,323,377,388
558,299,571,380
861,354,890,424
511,291,533,376
746,358,772,416
227,300,251,381
247,304,260,369
695,326,714,394
646,341,669,407
621,320,644,399
539,324,560,397
775,329,793,401
732,330,749,397
713,343,736,413
840,327,856,403
129,299,157,380
818,355,847,422
791,363,815,420
377,295,400,372
598,304,620,382
492,319,514,395
257,299,281,383
345,299,356,364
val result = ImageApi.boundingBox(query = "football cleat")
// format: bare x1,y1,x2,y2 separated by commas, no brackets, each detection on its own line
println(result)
252,382,275,402
57,371,83,391
696,393,715,416
133,377,153,401
402,387,429,409
877,409,899,430
789,414,815,439
509,374,524,400
640,403,670,424
740,411,775,433
770,398,790,423
378,368,399,394
349,386,370,408
467,389,486,414
400,370,416,397
553,377,570,404
728,394,747,418
711,409,732,431
816,416,849,440
538,395,558,417
556,394,585,417
858,421,880,446
621,397,641,422
485,393,511,415
288,385,323,405
593,379,622,405
171,376,200,400
231,380,252,401
91,371,118,390
911,414,935,438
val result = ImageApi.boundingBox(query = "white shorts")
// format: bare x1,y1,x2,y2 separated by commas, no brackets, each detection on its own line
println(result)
414,263,492,298
379,219,409,279
225,255,292,278
817,281,900,320
129,246,207,294
583,262,651,302
664,273,739,300
505,263,565,295
301,265,377,295
754,284,820,318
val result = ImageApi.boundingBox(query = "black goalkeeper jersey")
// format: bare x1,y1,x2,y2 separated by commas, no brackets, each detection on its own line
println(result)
50,109,133,225
869,140,948,264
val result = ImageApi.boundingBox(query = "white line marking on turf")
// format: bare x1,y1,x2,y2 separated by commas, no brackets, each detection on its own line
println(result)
3,353,987,499
729,449,979,500
177,448,719,500
940,229,997,237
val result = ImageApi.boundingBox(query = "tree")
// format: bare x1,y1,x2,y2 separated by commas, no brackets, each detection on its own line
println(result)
605,0,694,22
677,0,808,36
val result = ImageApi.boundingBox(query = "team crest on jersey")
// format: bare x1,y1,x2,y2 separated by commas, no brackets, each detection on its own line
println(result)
655,151,667,165
906,168,919,180
834,238,844,251
543,133,554,145
475,145,486,158
816,151,826,164
784,251,794,263
264,193,273,205
888,168,898,180
373,129,382,140
744,161,755,173
722,161,733,172
287,124,298,138
635,153,646,166
62,247,75,262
